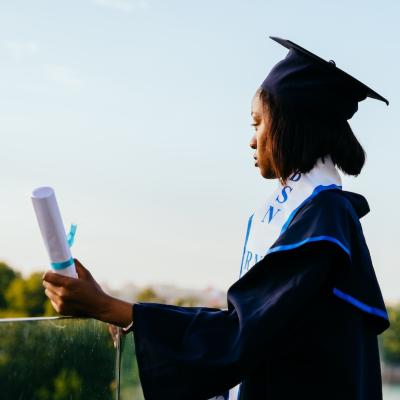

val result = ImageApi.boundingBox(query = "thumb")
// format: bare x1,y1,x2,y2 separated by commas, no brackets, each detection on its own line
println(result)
74,258,93,280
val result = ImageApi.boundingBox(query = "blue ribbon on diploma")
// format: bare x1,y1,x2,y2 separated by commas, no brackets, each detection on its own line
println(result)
51,258,74,270
67,223,77,247
51,224,77,270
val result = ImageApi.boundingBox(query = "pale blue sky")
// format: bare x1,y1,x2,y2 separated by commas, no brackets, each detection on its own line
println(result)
0,0,399,301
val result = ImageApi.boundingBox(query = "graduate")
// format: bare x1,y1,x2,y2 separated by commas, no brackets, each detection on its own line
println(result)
43,37,391,400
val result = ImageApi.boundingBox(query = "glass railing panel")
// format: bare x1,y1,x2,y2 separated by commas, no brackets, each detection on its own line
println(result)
119,331,144,400
0,317,119,399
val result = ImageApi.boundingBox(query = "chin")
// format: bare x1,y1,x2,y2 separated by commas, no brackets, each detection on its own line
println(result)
260,168,276,179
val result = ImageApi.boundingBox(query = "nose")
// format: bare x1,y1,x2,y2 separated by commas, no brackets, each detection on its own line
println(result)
249,134,257,149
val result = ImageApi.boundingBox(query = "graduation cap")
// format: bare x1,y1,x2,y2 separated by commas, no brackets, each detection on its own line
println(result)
260,36,389,120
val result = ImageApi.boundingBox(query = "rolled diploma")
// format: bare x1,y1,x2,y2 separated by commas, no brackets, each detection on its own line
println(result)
31,186,78,278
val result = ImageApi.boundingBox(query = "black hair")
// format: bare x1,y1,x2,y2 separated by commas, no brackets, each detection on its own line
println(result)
257,88,366,183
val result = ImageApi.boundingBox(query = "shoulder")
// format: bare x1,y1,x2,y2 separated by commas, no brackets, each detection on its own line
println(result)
298,189,363,225
268,189,368,260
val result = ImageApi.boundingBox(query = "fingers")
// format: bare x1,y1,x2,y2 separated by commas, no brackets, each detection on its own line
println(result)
43,270,73,287
42,260,101,318
43,280,71,300
45,288,67,315
44,286,85,316
50,299,62,314
42,264,92,317
45,288,59,305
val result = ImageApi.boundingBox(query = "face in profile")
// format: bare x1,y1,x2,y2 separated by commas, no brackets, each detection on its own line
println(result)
250,91,276,179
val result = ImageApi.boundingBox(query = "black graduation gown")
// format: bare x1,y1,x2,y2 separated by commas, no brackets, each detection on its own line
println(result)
132,189,390,400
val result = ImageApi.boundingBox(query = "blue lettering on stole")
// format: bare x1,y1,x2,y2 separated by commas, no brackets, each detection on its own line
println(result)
289,171,301,182
261,205,281,223
243,250,263,274
275,185,293,204
239,214,254,277
244,251,253,270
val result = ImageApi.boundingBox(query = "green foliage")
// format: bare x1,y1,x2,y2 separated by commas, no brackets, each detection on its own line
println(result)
34,369,83,400
0,309,27,318
120,332,144,399
0,261,19,309
381,304,400,364
136,287,164,303
174,296,200,307
5,272,47,316
53,368,83,400
0,318,118,399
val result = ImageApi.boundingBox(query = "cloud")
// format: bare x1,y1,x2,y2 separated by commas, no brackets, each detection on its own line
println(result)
44,64,82,89
3,40,39,60
92,0,148,12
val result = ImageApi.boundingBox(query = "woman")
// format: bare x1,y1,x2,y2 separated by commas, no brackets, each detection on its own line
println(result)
43,37,390,400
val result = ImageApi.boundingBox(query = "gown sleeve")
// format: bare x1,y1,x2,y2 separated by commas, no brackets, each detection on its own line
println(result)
132,241,346,400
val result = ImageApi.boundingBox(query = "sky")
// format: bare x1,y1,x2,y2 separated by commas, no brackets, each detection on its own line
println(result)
0,0,399,301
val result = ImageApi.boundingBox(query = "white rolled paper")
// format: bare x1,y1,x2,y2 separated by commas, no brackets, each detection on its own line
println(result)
31,186,78,278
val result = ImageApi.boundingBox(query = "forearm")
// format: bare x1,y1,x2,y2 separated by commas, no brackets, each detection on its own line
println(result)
98,294,133,327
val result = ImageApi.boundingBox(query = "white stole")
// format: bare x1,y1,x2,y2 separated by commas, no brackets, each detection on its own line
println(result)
239,156,342,279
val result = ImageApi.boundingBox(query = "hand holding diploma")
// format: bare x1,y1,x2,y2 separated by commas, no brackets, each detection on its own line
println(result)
43,259,133,327
43,258,109,319
35,186,133,326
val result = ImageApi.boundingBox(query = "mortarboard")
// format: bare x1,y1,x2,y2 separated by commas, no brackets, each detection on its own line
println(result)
260,36,389,120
